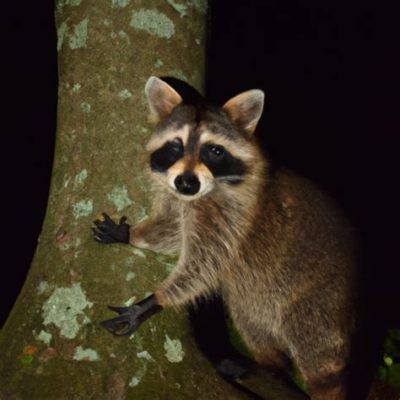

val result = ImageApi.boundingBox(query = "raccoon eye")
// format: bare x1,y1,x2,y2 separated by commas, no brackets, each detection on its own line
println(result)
171,138,183,153
150,138,183,173
209,145,225,158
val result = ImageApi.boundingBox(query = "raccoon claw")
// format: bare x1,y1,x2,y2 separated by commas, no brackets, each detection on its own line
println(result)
100,305,142,336
92,213,130,244
100,294,162,336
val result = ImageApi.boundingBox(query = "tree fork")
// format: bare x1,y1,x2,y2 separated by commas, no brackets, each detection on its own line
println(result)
0,1,306,399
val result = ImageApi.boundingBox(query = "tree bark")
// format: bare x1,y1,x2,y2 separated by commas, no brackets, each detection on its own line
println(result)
0,1,307,399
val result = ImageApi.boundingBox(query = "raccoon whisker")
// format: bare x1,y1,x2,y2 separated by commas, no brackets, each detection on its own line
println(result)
216,175,245,183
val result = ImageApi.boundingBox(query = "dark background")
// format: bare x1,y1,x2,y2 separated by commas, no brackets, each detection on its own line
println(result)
2,0,399,343
3,1,57,325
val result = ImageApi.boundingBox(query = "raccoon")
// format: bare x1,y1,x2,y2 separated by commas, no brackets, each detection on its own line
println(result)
93,76,359,400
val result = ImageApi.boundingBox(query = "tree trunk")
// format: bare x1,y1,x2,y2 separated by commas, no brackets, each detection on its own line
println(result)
0,1,307,399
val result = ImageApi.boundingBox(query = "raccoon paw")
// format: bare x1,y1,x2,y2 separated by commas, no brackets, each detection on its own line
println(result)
100,304,142,336
92,213,130,244
216,358,250,380
100,295,162,336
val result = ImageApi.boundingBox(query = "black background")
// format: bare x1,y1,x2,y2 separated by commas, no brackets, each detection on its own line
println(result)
2,0,399,342
3,1,57,326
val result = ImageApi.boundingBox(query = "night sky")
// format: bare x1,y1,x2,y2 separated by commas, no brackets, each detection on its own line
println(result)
2,0,399,339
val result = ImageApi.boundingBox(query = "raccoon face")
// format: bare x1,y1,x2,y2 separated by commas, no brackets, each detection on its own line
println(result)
144,77,264,200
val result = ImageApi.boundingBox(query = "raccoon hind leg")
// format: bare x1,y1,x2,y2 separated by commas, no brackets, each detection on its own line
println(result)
298,358,348,400
252,345,290,373
239,328,289,374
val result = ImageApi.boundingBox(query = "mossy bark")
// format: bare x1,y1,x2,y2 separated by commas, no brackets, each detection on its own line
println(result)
0,1,307,399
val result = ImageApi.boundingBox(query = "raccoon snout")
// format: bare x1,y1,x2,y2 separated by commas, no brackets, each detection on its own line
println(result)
174,172,200,195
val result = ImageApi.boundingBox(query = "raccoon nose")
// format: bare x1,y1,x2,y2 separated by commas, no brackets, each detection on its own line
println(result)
174,171,200,195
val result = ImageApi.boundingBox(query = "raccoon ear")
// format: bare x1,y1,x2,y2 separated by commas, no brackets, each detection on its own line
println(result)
145,76,182,123
222,90,265,136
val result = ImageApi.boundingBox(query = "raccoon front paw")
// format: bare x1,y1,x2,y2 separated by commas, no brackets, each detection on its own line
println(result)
92,213,130,244
100,295,162,336
100,304,143,336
